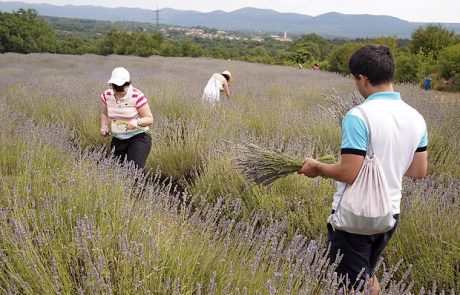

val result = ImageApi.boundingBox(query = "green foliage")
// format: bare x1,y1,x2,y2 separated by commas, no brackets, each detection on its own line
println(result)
0,9,58,53
96,29,164,56
290,48,314,64
165,39,203,57
395,53,421,83
387,177,460,291
410,24,458,58
437,43,460,91
192,153,335,238
327,42,364,74
46,16,117,40
57,37,98,54
2,53,460,291
293,33,334,60
367,36,399,52
394,51,435,84
128,32,163,57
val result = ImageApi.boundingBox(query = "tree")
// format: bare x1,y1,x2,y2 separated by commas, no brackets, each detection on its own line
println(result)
293,34,333,60
58,37,97,54
437,43,460,91
0,9,57,53
127,32,163,57
410,24,458,58
291,48,313,64
97,30,133,56
394,52,436,84
366,36,399,53
327,42,364,74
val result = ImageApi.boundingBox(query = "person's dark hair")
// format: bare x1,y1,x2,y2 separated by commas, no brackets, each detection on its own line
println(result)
112,81,131,92
349,45,394,85
222,74,230,82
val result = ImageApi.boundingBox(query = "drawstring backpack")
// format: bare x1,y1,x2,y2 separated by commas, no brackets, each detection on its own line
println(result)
328,106,396,235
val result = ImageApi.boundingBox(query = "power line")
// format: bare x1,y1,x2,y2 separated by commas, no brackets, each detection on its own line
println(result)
154,6,160,32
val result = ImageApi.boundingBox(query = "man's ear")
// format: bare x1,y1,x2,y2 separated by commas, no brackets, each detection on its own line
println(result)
359,74,370,85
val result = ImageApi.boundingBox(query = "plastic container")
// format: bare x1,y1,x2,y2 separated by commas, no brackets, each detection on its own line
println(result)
424,77,432,90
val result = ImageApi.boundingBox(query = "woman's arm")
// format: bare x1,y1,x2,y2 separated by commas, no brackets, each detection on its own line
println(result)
137,103,154,126
223,81,231,98
126,103,154,130
100,103,110,136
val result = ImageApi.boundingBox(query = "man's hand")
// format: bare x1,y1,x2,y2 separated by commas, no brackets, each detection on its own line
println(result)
298,158,321,178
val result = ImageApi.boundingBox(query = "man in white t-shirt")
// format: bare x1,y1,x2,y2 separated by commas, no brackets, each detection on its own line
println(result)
298,45,428,294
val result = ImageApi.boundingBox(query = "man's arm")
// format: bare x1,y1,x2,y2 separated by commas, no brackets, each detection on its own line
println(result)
404,151,428,179
298,153,364,185
298,109,366,183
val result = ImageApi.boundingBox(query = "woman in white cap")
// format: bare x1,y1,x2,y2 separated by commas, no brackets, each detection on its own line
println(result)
100,67,153,170
202,70,233,104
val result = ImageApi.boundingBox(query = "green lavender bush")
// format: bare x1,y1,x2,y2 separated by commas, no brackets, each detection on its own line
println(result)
1,53,459,292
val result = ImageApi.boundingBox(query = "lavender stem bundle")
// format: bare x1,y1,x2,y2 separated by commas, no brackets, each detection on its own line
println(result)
319,90,365,126
234,142,335,186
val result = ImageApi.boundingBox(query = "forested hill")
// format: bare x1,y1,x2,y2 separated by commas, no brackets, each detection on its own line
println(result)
1,1,460,38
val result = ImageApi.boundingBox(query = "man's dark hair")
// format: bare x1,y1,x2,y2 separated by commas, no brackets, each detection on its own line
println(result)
349,45,394,85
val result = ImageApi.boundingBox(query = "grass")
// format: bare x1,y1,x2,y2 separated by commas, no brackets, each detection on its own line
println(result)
0,112,348,294
1,53,459,292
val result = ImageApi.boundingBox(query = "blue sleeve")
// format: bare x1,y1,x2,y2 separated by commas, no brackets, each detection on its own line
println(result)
341,112,368,153
418,130,428,148
415,129,428,152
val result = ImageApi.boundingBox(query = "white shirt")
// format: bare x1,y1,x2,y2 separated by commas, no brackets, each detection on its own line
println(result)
333,91,428,214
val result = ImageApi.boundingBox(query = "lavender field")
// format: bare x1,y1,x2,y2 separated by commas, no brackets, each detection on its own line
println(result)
0,53,459,294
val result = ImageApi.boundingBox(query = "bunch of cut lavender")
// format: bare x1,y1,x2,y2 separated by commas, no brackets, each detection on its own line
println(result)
320,89,365,126
234,142,335,186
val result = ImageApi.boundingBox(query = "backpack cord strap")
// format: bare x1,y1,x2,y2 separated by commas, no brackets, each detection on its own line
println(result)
355,106,374,157
331,105,372,226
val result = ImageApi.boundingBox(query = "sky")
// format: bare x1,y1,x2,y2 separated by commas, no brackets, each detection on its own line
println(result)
2,0,460,23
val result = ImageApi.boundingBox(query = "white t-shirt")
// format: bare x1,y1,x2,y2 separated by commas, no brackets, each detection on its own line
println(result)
333,91,428,214
202,73,227,103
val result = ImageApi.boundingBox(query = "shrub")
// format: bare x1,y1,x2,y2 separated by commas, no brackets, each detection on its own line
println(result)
327,42,364,74
394,51,437,88
395,53,421,83
437,43,460,91
410,24,458,58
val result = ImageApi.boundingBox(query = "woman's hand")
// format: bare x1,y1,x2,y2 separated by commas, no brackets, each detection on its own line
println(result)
100,126,110,136
126,118,139,130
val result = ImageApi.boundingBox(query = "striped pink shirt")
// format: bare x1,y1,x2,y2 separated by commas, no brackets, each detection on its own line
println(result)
100,85,149,139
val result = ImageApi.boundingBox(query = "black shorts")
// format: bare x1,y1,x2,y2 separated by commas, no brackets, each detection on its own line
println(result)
327,214,399,285
111,132,152,170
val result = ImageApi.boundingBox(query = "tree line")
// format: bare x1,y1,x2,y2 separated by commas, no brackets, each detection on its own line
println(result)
1,9,459,91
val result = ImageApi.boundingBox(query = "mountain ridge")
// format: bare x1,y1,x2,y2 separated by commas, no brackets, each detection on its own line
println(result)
1,1,460,38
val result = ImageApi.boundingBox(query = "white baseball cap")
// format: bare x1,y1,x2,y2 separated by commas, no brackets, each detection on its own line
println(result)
108,67,130,86
221,70,233,82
